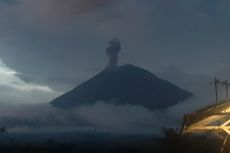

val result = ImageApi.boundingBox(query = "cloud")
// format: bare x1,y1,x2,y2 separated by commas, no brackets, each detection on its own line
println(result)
0,0,122,28
0,0,17,4
0,101,173,134
0,93,215,135
0,0,229,104
0,59,52,92
0,0,227,135
0,59,58,104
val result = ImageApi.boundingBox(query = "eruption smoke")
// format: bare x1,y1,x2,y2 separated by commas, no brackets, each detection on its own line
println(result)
106,38,121,69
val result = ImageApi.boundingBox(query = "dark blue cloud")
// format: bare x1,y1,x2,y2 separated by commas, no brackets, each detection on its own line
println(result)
0,0,17,4
0,0,230,95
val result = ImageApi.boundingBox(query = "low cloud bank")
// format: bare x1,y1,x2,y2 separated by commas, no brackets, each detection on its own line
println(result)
0,101,186,135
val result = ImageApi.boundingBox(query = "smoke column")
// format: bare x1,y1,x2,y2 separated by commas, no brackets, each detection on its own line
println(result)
106,38,121,69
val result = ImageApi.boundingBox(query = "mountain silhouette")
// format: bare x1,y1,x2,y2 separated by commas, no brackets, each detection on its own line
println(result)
50,64,192,110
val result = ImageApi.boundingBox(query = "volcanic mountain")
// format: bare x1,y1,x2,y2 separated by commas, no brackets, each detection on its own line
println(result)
50,64,192,110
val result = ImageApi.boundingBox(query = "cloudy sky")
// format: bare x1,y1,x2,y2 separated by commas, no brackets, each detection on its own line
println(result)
0,0,230,104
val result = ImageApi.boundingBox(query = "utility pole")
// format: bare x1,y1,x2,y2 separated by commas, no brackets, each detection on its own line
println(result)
210,78,221,127
210,78,220,103
221,80,230,99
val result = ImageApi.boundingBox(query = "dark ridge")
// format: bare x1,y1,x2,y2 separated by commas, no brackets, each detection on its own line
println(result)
50,64,192,110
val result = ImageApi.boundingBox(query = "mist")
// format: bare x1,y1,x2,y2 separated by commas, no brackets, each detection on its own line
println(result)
0,96,214,135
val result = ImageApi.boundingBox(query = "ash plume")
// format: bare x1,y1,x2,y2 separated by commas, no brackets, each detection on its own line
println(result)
106,38,121,69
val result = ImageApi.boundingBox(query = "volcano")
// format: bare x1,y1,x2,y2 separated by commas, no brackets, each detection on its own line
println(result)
50,64,192,110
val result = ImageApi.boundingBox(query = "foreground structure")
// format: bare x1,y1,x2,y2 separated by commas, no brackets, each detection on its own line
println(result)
181,100,230,153
182,100,230,135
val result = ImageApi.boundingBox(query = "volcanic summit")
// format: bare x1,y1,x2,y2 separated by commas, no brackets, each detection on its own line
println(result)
50,39,192,110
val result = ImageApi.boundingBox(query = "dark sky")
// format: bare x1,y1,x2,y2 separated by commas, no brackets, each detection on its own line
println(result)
0,0,230,104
